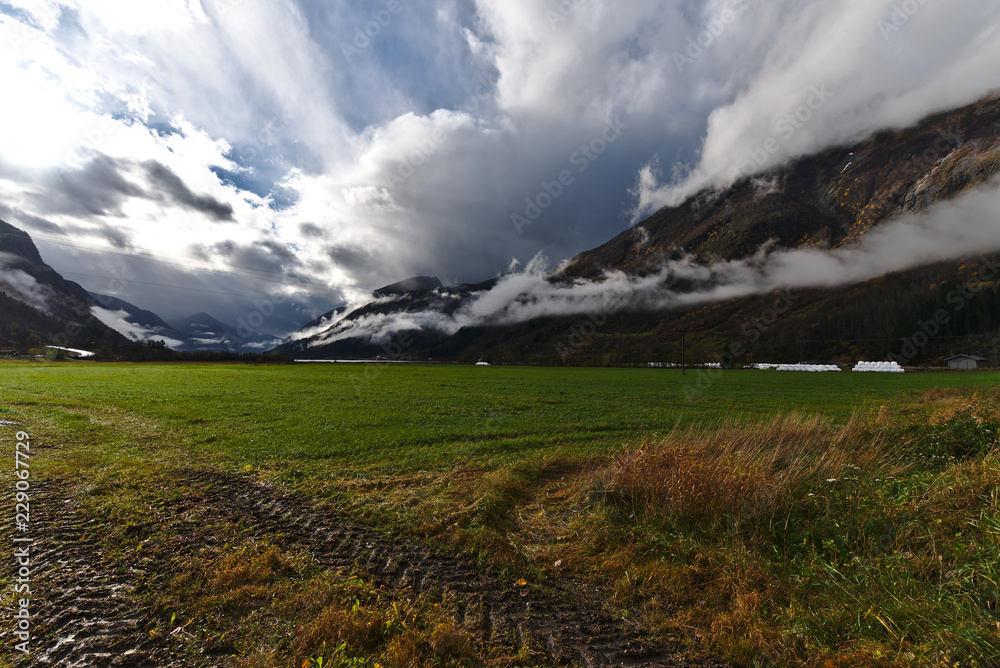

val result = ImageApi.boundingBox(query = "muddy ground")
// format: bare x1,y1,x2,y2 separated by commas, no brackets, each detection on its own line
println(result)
2,470,727,667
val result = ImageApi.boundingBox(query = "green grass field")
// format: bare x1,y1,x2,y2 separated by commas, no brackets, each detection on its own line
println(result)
2,362,998,470
3,361,1000,667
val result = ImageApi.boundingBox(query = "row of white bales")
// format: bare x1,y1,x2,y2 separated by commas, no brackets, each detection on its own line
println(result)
651,361,905,373
753,361,905,373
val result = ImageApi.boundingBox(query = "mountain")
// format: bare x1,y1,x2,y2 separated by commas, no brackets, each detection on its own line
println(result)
88,292,189,348
271,279,496,359
173,311,240,340
295,306,349,334
86,296,286,353
169,312,283,352
0,220,127,351
278,92,1000,365
373,276,443,298
0,221,279,354
91,293,177,331
559,95,1000,280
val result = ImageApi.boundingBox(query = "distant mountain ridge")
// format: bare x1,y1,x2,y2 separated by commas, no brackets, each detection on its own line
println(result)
0,220,127,350
277,92,1000,364
88,298,285,353
373,276,443,297
90,293,179,331
0,220,293,353
272,278,497,359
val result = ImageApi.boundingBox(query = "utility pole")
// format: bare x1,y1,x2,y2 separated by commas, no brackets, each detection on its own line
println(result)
681,330,686,376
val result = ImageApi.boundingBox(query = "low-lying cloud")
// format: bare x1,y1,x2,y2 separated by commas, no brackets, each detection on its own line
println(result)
308,177,1000,347
90,306,185,349
0,252,52,313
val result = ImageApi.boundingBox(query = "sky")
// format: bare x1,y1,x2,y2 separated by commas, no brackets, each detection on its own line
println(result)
1,0,999,337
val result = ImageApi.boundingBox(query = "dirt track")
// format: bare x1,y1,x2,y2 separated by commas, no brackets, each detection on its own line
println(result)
3,470,727,667
2,479,189,667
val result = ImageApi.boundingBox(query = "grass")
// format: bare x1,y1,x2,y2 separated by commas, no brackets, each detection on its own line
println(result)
2,361,1000,666
591,406,1000,665
2,362,997,469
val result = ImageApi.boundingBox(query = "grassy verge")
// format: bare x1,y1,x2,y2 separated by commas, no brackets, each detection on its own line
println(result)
2,363,1000,665
587,399,1000,666
1,389,539,667
301,397,1000,666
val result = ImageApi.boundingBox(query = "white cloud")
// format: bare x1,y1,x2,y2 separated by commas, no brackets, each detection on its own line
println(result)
0,252,52,312
309,176,1000,347
633,0,1000,213
2,0,1000,336
90,306,185,348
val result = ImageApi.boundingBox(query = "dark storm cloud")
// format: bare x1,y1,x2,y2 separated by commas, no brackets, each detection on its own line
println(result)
93,221,133,248
30,154,146,218
143,161,235,222
211,239,301,276
52,219,134,249
0,204,64,235
325,244,376,274
299,222,325,238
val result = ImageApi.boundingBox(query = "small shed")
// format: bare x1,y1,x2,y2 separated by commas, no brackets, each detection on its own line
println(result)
945,354,989,371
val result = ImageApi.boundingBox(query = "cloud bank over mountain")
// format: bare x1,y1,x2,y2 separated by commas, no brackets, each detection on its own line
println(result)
298,177,1000,348
1,0,998,336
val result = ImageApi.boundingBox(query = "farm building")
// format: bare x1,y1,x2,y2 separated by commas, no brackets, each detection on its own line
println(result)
0,345,15,355
945,354,989,370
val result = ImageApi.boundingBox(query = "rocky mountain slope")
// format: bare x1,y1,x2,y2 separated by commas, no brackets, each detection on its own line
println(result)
560,94,1000,280
0,220,287,354
281,92,1000,364
0,220,127,351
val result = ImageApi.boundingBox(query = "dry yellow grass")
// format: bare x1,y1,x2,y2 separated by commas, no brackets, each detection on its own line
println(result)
602,413,908,533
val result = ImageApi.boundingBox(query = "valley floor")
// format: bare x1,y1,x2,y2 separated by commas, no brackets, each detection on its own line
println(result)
1,363,999,666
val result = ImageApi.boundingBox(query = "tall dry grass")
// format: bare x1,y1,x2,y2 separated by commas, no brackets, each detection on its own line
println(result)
602,412,910,533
